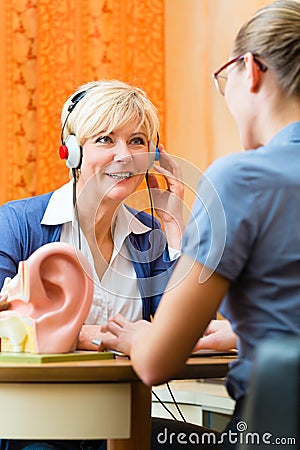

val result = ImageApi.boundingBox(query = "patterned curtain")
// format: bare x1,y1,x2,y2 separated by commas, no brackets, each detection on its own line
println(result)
0,0,165,204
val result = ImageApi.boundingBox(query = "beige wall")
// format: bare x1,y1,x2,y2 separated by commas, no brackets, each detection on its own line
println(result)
164,0,268,210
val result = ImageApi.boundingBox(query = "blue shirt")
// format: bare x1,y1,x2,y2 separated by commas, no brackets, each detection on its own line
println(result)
182,122,300,400
0,192,176,321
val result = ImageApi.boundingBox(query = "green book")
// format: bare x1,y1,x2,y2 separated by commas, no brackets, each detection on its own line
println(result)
0,350,114,363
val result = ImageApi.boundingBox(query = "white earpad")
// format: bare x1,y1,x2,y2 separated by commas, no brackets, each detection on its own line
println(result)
64,135,82,169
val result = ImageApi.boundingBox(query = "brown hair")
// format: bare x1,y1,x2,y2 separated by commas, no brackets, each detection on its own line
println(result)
232,0,300,98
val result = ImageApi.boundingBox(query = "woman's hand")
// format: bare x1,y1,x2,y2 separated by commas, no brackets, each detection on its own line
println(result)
100,314,151,356
193,319,237,352
147,145,185,250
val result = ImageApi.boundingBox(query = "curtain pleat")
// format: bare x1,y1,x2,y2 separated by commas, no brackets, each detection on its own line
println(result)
0,0,165,203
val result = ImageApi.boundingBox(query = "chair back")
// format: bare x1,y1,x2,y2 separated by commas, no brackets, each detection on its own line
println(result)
239,335,300,449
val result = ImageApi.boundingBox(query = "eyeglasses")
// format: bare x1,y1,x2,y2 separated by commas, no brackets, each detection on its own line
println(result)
212,54,268,96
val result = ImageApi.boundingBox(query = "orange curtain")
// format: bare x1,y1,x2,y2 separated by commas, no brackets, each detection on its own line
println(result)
0,0,165,204
0,0,269,207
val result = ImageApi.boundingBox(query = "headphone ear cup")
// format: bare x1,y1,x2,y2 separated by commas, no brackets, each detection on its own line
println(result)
147,143,160,170
59,135,82,169
155,146,160,161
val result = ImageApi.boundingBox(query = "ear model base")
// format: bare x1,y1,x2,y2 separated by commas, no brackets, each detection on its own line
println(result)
59,135,82,169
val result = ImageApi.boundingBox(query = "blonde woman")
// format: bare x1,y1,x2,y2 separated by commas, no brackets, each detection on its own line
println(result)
0,80,184,450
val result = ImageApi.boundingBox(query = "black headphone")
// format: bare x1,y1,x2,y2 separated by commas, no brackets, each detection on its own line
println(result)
59,89,160,170
59,88,161,254
59,90,89,169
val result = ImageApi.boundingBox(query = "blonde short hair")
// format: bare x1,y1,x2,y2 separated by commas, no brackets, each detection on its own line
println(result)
232,0,300,98
61,80,160,145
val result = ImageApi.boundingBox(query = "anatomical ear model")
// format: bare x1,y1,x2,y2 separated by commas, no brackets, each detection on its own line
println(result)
0,243,94,353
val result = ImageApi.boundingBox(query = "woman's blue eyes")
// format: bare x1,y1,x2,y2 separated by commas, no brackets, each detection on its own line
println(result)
95,136,146,145
96,136,111,143
131,137,145,145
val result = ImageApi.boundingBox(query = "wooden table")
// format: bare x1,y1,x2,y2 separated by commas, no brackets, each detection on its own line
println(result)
0,355,234,450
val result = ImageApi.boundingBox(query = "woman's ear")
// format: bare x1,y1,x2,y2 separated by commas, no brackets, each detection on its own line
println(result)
244,52,261,93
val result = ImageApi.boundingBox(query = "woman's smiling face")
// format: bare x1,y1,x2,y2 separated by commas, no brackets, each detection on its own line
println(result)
77,120,152,204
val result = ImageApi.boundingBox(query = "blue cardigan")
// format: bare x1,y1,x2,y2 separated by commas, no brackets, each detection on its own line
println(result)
0,192,176,321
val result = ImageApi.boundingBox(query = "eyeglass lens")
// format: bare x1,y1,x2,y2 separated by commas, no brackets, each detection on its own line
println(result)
217,71,227,95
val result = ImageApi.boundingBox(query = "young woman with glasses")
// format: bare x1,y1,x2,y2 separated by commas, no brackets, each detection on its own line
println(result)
102,1,300,448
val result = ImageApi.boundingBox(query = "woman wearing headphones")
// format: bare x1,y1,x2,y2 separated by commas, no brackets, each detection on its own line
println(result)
0,79,184,342
0,80,184,450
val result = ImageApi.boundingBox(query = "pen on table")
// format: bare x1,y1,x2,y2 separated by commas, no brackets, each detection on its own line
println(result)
91,339,128,357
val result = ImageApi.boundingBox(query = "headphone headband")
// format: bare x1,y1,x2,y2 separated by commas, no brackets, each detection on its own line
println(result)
67,90,89,112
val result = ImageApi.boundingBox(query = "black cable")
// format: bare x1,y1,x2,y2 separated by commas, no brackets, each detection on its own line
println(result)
151,389,178,421
152,385,186,422
167,382,186,422
144,131,160,232
72,168,81,251
145,169,155,231
146,166,186,424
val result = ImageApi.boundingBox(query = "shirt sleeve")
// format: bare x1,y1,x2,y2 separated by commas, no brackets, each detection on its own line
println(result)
182,154,259,281
0,204,24,287
0,193,60,290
